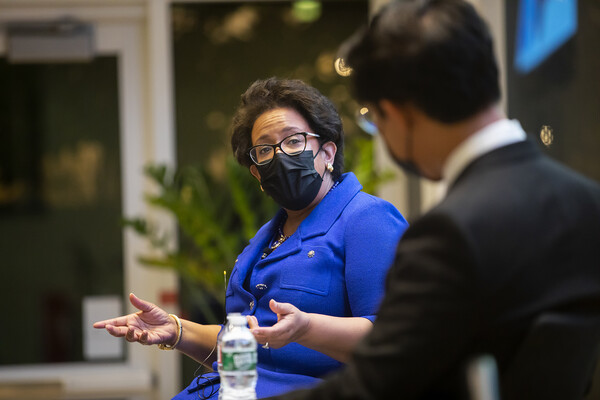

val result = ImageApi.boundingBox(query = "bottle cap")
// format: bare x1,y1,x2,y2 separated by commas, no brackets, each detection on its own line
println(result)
227,313,248,325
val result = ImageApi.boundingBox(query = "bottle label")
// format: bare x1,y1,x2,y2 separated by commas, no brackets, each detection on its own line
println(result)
221,350,257,371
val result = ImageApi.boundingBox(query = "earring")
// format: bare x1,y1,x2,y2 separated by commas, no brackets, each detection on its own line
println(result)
260,185,264,192
326,163,334,173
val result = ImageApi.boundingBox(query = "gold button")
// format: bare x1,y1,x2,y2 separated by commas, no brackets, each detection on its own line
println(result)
249,301,254,310
308,250,315,258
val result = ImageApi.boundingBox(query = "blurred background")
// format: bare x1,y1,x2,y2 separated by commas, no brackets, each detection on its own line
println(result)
0,0,598,399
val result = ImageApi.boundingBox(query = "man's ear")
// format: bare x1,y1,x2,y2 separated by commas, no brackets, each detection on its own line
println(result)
250,165,261,182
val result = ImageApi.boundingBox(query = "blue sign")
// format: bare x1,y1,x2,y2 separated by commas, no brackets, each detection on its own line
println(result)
514,0,578,74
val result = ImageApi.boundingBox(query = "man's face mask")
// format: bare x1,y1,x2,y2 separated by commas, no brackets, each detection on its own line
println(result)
395,159,422,176
357,105,423,177
256,150,323,211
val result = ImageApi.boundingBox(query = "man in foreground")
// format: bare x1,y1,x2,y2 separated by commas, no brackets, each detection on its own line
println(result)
266,0,600,398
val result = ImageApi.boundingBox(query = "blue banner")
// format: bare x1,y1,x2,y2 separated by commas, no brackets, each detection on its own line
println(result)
514,0,578,74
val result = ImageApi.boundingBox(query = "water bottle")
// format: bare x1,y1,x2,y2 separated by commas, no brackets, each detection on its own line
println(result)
218,313,257,400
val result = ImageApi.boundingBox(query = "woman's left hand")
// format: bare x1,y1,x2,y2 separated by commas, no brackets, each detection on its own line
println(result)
247,299,310,349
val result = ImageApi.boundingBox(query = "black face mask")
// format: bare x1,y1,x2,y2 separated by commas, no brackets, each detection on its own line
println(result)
392,157,422,177
382,122,423,177
256,150,323,211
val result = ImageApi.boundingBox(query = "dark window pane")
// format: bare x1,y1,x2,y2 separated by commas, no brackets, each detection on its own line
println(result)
0,57,124,364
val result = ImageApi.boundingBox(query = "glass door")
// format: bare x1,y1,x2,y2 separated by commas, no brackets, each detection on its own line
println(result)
0,2,178,399
0,53,124,366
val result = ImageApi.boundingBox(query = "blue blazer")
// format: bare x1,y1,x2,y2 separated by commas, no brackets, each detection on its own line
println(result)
174,172,407,399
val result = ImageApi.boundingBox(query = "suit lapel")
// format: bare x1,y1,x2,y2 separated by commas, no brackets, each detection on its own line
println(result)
448,139,540,195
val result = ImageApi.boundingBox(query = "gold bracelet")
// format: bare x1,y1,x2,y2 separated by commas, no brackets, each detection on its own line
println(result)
158,314,182,350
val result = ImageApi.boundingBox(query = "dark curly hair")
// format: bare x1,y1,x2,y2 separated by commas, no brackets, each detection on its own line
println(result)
231,77,344,180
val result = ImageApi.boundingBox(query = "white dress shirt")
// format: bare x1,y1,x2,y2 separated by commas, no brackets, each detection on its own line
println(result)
442,119,527,190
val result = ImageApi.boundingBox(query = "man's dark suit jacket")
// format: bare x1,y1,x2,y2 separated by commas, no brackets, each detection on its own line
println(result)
269,138,600,400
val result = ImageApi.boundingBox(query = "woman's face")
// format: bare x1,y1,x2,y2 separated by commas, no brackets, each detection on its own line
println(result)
249,107,329,179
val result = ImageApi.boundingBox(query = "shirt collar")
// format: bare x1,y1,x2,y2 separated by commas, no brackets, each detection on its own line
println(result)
442,118,526,188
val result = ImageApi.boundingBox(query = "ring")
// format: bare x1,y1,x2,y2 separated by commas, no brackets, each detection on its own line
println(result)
262,342,269,349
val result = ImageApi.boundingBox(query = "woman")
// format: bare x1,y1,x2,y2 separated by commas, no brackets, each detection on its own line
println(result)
94,78,408,399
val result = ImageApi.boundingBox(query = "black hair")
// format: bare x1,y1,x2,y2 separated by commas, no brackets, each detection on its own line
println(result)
342,0,500,123
231,77,344,180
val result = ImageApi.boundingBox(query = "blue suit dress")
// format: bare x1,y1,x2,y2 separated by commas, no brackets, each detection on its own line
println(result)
173,172,408,399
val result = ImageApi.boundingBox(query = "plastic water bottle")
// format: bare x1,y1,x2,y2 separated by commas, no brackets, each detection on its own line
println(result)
218,313,257,400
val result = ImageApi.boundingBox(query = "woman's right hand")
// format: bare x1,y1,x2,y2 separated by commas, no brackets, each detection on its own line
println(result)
93,293,177,346
247,299,311,349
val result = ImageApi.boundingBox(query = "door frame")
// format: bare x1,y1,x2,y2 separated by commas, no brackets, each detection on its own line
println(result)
0,1,179,399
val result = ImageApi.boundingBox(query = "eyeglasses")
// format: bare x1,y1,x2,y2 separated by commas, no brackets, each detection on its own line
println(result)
355,106,379,136
249,132,320,166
